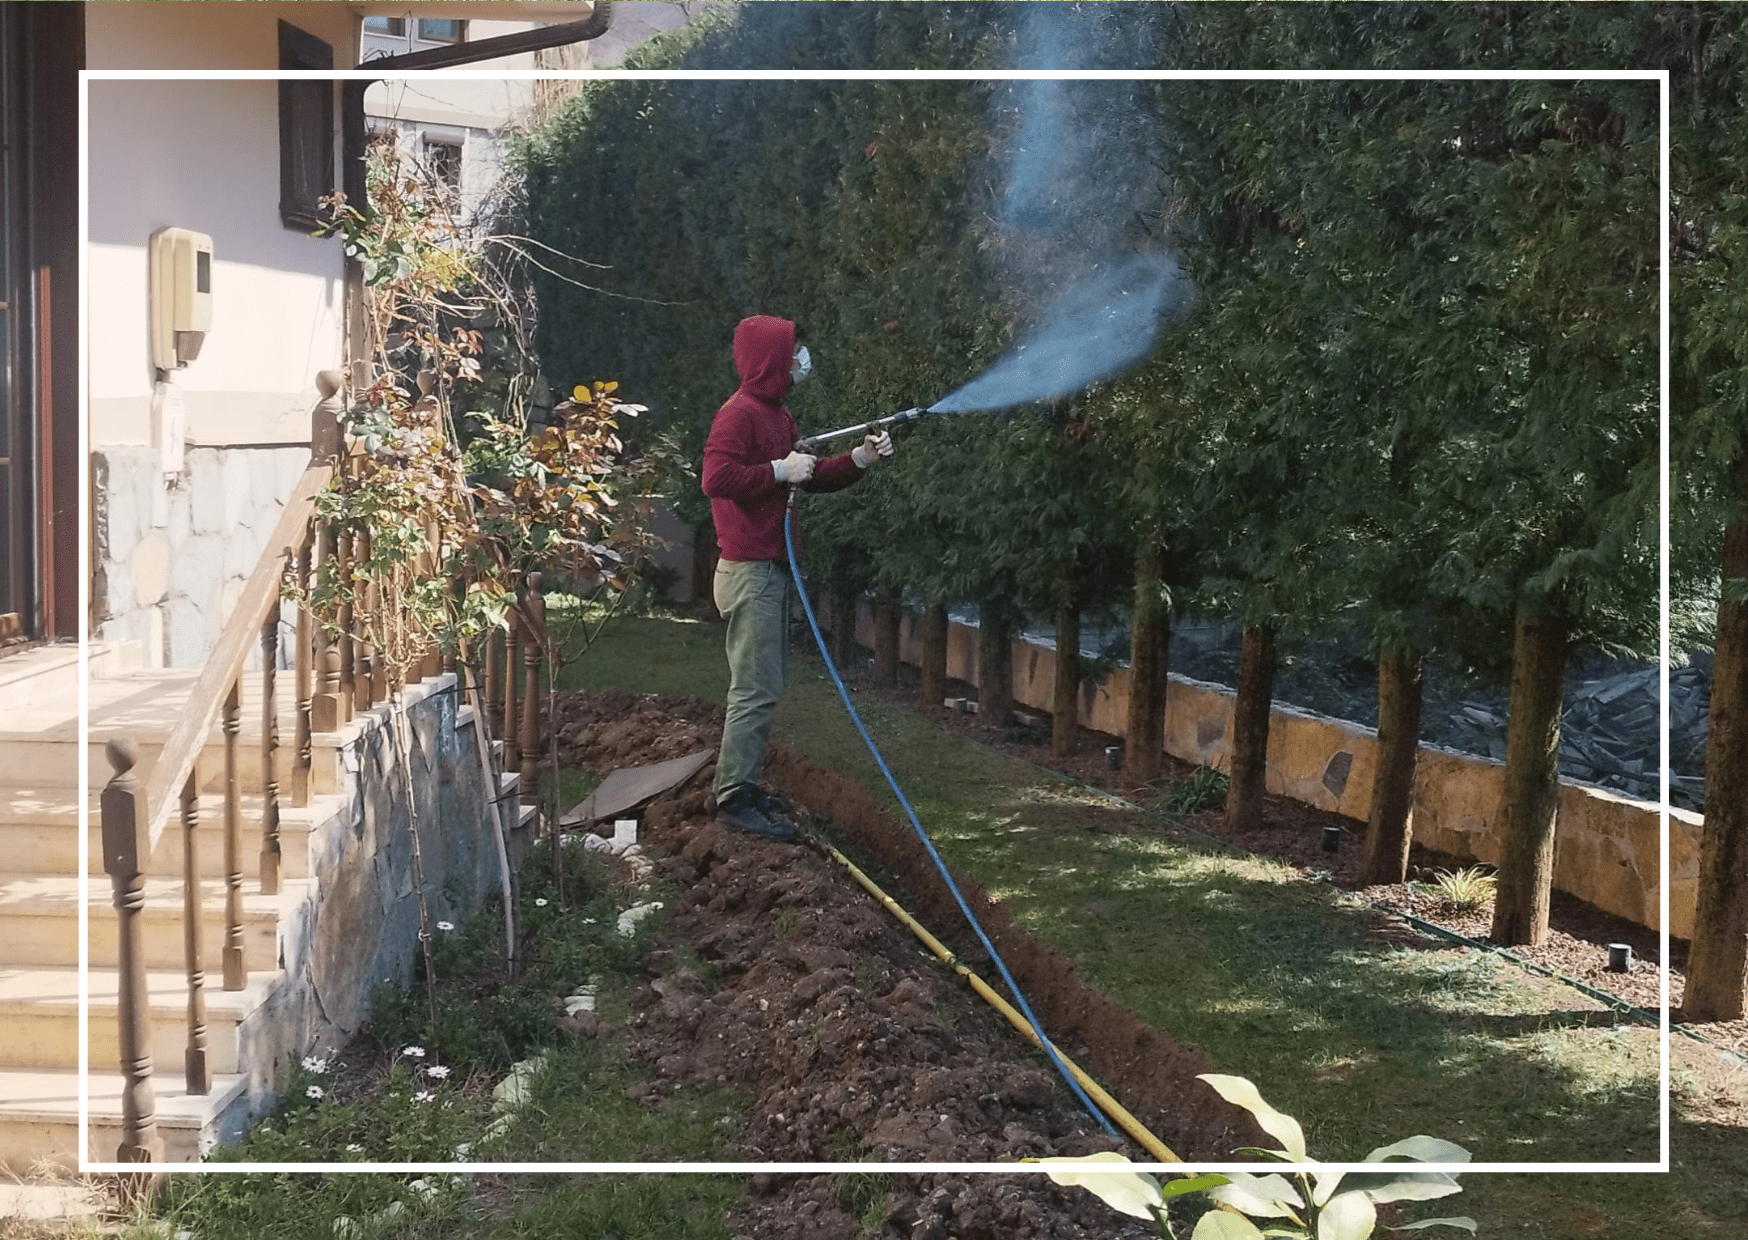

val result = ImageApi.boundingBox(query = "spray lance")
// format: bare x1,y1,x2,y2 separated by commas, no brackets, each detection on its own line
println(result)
784,406,932,512
794,405,930,456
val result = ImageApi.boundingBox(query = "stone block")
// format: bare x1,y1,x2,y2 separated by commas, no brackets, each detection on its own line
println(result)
167,483,193,552
129,531,172,608
222,450,253,531
223,519,265,581
278,446,313,496
189,449,227,535
165,591,212,669
250,449,282,512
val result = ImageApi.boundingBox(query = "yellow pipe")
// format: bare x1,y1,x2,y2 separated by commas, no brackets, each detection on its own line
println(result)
819,841,1181,1164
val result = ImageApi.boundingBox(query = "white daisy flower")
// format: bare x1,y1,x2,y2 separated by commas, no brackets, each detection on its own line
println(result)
427,1064,451,1080
402,1046,427,1059
306,1085,325,1100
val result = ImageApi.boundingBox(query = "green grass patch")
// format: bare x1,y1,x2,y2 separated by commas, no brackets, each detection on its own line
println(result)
558,614,1748,1236
143,831,751,1239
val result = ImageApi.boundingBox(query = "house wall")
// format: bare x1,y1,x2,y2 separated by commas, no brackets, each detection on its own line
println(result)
87,72,345,665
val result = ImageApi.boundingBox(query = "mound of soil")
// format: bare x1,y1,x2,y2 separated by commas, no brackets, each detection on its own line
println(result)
547,686,1265,1236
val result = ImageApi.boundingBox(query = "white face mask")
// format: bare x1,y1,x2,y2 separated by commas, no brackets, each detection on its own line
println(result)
790,344,813,385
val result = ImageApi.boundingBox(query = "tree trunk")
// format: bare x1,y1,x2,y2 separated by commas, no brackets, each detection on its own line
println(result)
919,603,949,711
1489,600,1571,947
978,597,1013,729
1361,648,1424,885
873,581,902,689
1223,622,1276,833
827,586,858,668
1124,546,1171,785
1052,599,1080,759
1685,462,1748,1019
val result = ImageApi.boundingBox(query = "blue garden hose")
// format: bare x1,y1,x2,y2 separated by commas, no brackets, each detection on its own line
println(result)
783,498,1121,1141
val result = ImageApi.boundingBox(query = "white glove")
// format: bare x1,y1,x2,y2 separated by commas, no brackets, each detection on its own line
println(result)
852,430,895,469
772,450,817,484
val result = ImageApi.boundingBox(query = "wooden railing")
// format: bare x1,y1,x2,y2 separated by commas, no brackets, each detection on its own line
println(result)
97,373,548,1164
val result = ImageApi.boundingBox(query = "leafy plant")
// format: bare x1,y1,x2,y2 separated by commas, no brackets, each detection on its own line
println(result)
1168,764,1230,814
1425,867,1497,914
1039,1074,1477,1240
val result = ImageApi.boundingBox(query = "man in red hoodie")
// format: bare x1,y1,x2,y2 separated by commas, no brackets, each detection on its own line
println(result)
702,315,894,840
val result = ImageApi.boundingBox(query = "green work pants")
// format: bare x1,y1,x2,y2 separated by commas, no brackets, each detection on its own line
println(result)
713,557,791,804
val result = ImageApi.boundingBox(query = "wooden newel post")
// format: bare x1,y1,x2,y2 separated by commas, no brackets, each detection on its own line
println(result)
101,737,164,1165
520,572,545,808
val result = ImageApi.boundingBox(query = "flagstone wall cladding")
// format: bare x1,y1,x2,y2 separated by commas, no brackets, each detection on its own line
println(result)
846,601,1692,938
91,445,312,669
239,674,502,1117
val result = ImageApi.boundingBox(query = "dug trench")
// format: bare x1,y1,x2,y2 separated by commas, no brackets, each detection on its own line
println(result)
547,686,1265,1233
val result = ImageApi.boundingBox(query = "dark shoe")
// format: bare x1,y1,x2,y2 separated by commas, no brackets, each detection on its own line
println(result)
716,787,799,841
751,787,795,824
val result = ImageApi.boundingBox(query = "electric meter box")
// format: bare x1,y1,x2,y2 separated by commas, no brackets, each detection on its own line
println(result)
149,227,213,372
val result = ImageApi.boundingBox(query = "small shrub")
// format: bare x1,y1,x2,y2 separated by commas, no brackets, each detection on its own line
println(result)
1430,866,1497,913
1167,764,1229,813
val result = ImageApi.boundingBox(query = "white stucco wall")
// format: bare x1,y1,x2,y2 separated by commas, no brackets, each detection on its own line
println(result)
87,79,347,449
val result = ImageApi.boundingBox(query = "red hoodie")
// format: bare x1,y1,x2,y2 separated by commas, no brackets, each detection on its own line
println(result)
702,315,863,560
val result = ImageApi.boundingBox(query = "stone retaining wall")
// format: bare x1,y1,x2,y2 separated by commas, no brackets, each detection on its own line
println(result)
233,673,505,1125
847,602,1694,938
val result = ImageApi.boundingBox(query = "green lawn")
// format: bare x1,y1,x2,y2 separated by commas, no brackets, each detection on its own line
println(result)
558,607,1748,1237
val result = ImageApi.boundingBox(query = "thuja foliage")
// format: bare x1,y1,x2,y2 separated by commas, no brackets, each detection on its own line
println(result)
513,4,1718,954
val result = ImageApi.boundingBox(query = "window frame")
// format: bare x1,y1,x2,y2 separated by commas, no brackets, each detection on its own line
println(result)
277,21,334,233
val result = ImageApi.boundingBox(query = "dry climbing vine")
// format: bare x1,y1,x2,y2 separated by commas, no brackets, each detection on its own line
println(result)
296,142,671,1041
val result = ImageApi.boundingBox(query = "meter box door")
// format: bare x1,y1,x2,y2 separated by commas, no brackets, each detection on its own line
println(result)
149,227,213,373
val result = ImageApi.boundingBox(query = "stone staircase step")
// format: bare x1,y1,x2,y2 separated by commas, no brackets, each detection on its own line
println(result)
0,874,300,971
0,966,278,1076
0,642,139,716
0,1066,250,1172
0,785,345,880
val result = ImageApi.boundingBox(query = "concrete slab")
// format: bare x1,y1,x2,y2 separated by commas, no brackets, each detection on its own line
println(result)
558,749,711,827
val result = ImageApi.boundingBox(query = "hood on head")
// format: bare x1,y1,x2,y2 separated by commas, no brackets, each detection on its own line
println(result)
733,315,797,405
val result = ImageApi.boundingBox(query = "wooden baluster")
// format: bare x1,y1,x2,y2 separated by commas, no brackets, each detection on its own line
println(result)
520,572,545,808
101,738,163,1164
338,526,357,719
222,681,246,991
180,768,211,1095
369,579,388,706
485,627,502,741
313,648,343,731
293,538,313,807
503,612,520,781
354,529,375,712
260,604,282,895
